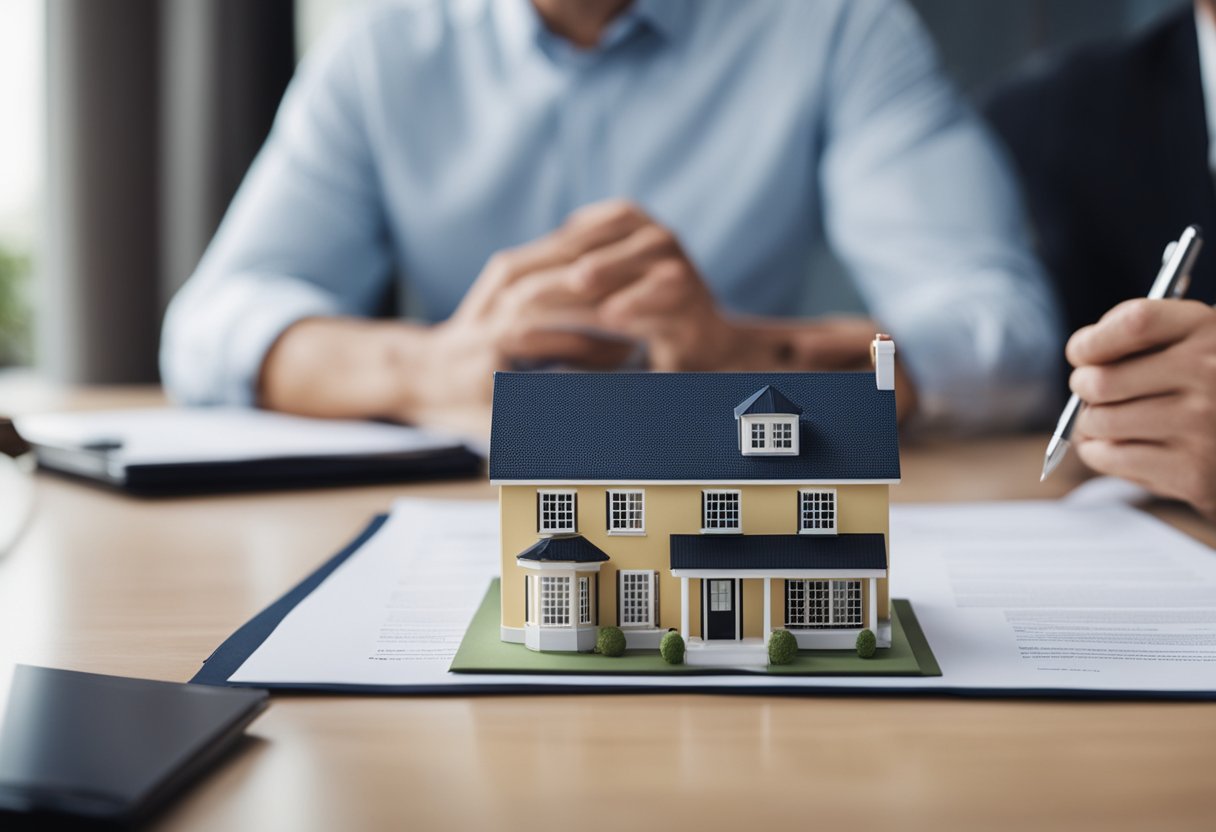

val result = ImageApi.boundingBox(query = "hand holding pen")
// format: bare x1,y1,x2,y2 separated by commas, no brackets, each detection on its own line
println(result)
1041,225,1216,519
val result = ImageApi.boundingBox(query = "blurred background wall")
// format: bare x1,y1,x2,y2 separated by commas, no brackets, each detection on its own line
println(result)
0,0,1191,384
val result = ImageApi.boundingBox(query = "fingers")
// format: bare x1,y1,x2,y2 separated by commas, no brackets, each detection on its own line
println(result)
1069,343,1191,404
1073,436,1216,516
1072,438,1168,494
599,259,693,326
1072,394,1183,442
496,265,589,314
1065,299,1210,367
569,224,683,301
462,202,650,315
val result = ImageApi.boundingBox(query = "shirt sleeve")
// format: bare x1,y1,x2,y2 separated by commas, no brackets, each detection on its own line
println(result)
160,12,393,406
818,0,1064,431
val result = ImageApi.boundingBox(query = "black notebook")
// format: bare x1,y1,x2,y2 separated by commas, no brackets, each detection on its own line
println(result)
0,666,268,825
14,407,482,495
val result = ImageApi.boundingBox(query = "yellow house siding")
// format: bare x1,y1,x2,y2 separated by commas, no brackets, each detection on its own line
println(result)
500,483,891,635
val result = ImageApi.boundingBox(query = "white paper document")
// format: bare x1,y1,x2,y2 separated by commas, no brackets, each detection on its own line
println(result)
15,407,468,466
227,498,1216,695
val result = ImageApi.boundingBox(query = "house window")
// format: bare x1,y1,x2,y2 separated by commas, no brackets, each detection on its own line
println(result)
750,422,765,449
786,580,863,628
740,416,799,455
607,490,645,534
538,490,576,534
540,575,571,626
799,489,837,534
619,570,656,627
579,576,591,624
702,490,741,532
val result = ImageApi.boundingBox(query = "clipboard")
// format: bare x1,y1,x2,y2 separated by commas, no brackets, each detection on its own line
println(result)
15,408,482,496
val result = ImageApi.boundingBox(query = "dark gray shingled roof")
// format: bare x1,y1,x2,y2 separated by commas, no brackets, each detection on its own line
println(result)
733,384,803,417
669,533,887,571
489,371,900,481
516,535,611,563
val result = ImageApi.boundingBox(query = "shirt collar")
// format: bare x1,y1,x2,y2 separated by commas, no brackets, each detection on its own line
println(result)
497,0,689,66
629,0,690,43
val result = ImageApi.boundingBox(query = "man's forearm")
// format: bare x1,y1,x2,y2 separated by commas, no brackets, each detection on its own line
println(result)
259,317,432,422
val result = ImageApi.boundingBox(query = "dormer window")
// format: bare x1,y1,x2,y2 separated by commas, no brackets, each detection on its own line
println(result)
740,416,799,455
734,385,802,457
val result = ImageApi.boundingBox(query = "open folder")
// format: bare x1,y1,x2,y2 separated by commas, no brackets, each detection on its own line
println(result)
14,407,482,495
195,498,1216,698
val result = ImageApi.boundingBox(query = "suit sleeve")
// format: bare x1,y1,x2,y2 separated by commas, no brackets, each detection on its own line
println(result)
819,0,1063,430
159,13,393,406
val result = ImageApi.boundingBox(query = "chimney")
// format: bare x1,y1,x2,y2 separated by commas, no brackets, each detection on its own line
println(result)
871,334,895,391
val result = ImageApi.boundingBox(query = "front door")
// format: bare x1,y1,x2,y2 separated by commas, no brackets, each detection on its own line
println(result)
704,579,739,640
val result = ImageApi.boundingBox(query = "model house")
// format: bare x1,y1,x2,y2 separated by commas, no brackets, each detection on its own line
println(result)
489,336,901,666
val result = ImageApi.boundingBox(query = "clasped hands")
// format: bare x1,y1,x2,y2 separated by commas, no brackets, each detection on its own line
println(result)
430,199,750,379
1069,298,1216,519
418,198,891,410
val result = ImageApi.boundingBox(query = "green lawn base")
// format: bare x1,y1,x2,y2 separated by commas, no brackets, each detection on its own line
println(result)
450,579,941,677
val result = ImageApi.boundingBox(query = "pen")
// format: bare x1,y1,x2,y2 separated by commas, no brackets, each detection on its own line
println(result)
1040,224,1204,482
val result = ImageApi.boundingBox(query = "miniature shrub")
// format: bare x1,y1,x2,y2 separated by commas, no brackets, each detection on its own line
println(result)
596,626,626,657
768,629,798,665
660,630,685,665
856,628,877,659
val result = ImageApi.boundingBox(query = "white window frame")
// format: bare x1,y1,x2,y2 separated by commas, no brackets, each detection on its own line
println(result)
785,579,863,629
606,489,646,535
798,488,838,535
540,575,572,627
739,415,799,456
701,489,742,534
749,422,766,449
619,570,657,628
578,576,591,625
770,420,794,450
537,489,577,534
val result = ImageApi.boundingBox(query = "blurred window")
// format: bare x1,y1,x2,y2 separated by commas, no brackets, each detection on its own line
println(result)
0,0,43,368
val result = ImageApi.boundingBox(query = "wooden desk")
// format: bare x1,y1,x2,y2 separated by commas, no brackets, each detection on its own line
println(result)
2,384,1214,832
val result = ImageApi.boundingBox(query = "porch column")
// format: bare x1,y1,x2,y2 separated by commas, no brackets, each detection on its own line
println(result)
680,577,689,640
763,578,772,644
868,577,878,630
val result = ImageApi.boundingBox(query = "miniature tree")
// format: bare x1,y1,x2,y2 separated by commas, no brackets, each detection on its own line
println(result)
856,628,877,659
768,629,797,665
595,626,626,657
659,630,685,665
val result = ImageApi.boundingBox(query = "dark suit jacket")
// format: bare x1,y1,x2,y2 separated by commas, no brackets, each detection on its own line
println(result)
986,7,1216,344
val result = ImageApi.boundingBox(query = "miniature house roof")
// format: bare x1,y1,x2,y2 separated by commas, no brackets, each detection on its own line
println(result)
516,535,611,563
733,385,803,418
669,533,888,571
489,371,899,482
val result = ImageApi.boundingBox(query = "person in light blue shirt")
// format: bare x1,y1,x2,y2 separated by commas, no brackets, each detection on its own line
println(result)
161,0,1061,432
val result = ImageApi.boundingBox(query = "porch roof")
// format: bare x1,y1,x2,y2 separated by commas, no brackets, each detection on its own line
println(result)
669,533,886,571
516,534,610,563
